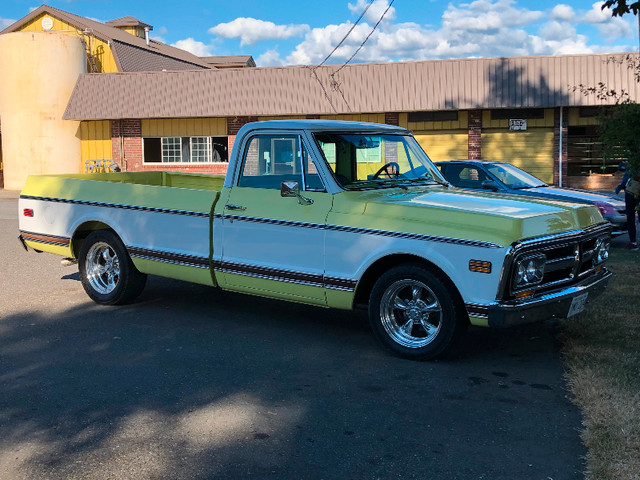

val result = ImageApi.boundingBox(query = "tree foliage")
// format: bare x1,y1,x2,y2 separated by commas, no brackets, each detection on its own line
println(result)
598,103,640,173
602,0,640,15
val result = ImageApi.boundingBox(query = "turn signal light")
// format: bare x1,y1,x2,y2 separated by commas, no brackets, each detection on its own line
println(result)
516,289,535,300
23,209,34,217
469,260,492,274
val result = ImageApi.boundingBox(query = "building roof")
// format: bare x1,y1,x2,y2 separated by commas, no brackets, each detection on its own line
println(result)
63,52,640,121
0,5,211,72
105,16,152,29
200,55,256,68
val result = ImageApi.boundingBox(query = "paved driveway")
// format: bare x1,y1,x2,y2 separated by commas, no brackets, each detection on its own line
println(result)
0,190,585,479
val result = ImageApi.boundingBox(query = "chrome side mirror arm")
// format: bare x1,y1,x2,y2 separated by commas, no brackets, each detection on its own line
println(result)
281,181,314,206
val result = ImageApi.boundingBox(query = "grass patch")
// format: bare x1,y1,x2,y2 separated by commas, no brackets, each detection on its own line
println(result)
562,248,640,480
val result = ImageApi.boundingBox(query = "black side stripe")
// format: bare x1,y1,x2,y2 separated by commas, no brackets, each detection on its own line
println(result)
20,195,209,218
220,214,502,249
20,230,71,247
128,246,210,269
21,195,501,249
127,246,356,291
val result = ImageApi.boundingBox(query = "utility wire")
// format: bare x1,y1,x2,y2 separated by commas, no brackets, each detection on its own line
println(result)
314,0,375,69
332,0,395,75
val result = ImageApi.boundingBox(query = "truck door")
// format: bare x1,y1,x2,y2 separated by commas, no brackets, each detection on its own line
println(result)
218,133,332,305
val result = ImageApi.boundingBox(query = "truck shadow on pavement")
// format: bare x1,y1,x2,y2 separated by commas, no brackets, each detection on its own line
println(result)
0,275,585,480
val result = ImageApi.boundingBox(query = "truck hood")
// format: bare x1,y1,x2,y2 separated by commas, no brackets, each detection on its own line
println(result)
331,186,604,248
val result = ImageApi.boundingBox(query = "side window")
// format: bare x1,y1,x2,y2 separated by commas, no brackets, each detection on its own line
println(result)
458,167,487,188
238,135,325,191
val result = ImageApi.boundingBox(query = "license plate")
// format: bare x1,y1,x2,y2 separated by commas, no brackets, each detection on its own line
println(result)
567,292,588,318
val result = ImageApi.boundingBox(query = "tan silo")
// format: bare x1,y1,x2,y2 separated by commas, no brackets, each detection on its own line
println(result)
0,31,86,190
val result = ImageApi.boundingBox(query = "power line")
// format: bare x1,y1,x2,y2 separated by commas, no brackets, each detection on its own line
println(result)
314,0,375,69
332,0,395,76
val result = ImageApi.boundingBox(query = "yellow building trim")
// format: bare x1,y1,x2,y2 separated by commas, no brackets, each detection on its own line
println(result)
79,121,112,169
19,13,118,72
568,107,599,126
414,131,469,162
483,108,555,128
401,111,469,131
320,113,386,124
141,118,227,137
258,115,307,121
482,129,555,183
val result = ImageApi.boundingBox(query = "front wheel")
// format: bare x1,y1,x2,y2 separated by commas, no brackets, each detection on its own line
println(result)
78,230,147,305
368,265,467,360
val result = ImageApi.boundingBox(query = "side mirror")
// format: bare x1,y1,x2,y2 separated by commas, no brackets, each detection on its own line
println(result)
281,181,314,206
481,180,499,191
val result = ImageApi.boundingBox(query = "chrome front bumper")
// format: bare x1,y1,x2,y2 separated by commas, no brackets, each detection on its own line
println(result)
488,268,613,328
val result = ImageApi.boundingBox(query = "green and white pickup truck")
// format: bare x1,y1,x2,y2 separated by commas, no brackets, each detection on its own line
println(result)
19,120,612,359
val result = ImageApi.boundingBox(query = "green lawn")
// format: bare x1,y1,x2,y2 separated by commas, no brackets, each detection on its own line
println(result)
562,247,640,480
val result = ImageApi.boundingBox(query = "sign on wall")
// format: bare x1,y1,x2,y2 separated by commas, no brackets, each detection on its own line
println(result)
509,119,527,131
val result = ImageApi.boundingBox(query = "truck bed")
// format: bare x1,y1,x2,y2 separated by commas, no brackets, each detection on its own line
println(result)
19,171,225,287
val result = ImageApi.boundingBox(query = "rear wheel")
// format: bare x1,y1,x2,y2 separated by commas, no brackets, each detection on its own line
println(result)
78,230,147,305
369,265,467,360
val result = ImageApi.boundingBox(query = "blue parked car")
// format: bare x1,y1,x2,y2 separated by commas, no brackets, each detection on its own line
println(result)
435,160,627,236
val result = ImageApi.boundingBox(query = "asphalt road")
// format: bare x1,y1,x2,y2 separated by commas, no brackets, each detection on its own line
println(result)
1,189,586,480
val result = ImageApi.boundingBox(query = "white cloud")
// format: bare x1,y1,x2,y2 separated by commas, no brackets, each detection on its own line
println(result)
208,17,309,46
583,1,612,23
348,0,397,24
171,38,213,57
582,2,633,39
0,17,16,29
281,0,553,65
550,4,575,21
442,0,543,32
214,0,636,67
256,49,287,66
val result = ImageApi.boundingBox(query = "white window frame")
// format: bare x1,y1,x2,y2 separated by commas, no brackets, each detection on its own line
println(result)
161,137,182,163
143,136,228,165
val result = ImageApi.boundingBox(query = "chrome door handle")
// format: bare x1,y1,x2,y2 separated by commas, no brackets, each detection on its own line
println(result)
225,204,246,211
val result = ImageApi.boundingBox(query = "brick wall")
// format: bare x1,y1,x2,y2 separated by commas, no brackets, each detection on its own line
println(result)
111,119,143,171
227,116,259,135
553,107,568,187
468,110,482,160
111,119,229,175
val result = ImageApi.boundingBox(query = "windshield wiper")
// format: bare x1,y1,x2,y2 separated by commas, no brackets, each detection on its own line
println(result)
400,177,449,187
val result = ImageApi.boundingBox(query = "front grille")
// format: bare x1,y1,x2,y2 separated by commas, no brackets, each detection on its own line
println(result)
502,224,611,300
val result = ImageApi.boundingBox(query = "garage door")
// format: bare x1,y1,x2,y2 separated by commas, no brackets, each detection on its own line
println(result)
482,129,554,183
413,131,469,163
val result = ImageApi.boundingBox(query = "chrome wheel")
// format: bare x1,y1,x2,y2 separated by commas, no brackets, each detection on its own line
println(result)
85,241,120,294
379,278,443,349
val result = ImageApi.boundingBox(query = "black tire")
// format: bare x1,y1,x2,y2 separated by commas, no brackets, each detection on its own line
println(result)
78,230,147,305
368,264,467,360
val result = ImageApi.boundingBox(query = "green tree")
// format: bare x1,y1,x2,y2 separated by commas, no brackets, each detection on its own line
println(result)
602,0,640,15
598,103,640,173
594,3,640,173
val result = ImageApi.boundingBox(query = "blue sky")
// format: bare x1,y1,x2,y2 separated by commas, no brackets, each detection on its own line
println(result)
1,0,638,66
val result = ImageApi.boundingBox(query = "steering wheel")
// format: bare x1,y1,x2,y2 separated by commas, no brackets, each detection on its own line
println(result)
372,162,400,179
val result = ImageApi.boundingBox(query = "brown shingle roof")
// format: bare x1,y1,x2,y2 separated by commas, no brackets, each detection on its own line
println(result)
63,53,640,121
105,16,152,29
200,55,256,68
1,5,211,71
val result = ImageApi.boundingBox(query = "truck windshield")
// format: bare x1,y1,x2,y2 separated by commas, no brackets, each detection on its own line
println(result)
314,132,447,190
